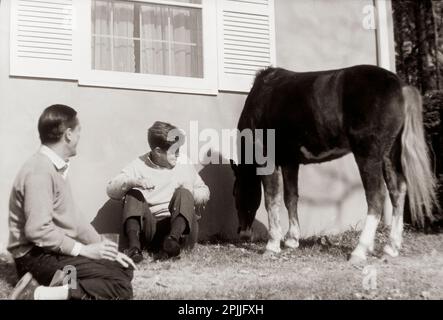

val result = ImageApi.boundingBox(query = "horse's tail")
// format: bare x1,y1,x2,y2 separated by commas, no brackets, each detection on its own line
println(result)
400,86,438,227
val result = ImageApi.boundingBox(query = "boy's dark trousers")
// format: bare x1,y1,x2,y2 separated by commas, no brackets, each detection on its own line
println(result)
123,187,199,251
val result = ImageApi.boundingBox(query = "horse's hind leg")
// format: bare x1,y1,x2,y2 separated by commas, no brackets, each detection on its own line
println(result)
262,167,284,253
382,145,407,257
282,165,301,249
350,155,386,264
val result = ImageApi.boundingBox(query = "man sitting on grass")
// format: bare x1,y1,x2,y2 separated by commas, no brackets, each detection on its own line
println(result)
107,121,210,263
8,104,136,300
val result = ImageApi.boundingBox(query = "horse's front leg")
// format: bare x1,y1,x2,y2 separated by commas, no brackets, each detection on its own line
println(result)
282,165,301,249
262,167,284,253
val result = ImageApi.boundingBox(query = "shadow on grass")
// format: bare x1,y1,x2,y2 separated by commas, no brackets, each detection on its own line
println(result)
198,230,362,258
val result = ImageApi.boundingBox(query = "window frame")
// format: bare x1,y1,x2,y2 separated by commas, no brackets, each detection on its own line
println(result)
77,0,218,95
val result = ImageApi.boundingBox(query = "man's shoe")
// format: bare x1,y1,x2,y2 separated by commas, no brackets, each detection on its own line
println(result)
9,272,40,300
162,236,181,258
124,247,143,263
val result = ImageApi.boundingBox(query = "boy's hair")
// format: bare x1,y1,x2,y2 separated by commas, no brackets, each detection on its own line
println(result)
148,121,184,151
38,104,78,144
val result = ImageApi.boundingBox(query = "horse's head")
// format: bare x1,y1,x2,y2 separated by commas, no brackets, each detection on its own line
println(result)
230,160,262,240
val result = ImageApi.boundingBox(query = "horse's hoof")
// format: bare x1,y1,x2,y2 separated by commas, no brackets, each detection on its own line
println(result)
383,245,399,258
262,250,278,258
348,253,367,266
265,242,281,254
284,238,299,249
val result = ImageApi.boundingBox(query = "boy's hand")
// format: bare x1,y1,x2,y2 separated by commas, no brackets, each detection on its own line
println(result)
132,178,155,190
178,181,193,192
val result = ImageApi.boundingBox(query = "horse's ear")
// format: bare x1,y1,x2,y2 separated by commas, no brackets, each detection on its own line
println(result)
230,159,238,176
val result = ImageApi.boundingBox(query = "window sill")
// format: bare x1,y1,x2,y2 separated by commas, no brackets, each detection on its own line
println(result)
78,79,218,95
78,70,219,95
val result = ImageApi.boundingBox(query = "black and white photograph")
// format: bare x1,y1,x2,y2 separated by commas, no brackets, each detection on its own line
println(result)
0,0,442,305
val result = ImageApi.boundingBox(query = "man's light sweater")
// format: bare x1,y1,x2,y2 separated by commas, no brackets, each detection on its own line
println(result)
8,151,101,258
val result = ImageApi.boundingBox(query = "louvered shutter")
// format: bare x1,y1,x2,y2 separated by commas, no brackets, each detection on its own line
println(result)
10,0,78,79
217,0,276,92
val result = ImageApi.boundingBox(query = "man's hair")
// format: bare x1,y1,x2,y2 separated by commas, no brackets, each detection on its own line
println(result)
38,104,78,144
148,121,184,151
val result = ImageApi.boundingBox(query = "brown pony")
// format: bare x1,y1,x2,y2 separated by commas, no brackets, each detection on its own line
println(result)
231,65,438,263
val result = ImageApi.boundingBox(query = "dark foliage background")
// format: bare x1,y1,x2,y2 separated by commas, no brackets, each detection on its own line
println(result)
392,0,443,229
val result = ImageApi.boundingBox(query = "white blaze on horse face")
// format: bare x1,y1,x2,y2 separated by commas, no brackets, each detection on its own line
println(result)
352,214,380,260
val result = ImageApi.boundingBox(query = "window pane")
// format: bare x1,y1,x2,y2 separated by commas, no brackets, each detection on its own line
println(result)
113,2,137,72
171,44,202,77
140,5,169,42
113,1,137,38
141,40,170,75
92,36,111,70
113,38,137,72
170,7,203,77
140,4,203,77
91,0,203,78
140,4,169,75
92,0,111,36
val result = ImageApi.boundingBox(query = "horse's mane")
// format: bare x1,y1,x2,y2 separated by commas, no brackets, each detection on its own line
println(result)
238,66,286,131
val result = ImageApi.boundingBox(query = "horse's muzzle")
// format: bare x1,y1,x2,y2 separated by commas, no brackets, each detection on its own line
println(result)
238,227,253,241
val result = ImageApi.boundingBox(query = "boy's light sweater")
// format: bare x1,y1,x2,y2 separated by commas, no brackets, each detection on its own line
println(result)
107,153,210,217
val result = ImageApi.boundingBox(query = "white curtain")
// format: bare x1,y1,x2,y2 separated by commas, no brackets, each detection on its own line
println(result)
140,5,169,75
92,1,203,78
112,2,136,72
92,0,111,71
168,7,203,77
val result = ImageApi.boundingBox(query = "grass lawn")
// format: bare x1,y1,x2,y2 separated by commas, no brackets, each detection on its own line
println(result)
1,227,442,300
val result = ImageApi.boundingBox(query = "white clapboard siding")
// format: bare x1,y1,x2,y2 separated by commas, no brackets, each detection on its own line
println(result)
10,0,78,79
217,0,276,92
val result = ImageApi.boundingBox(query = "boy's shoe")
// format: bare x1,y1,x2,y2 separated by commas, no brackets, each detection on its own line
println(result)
9,272,40,300
162,236,181,258
124,247,143,264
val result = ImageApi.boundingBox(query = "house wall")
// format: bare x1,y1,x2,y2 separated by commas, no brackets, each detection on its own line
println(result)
0,0,381,252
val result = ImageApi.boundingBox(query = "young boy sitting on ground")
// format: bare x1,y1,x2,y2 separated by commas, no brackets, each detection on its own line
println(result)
107,121,210,263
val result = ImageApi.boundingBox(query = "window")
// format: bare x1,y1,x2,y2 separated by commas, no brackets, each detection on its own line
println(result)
91,0,204,78
10,0,276,94
78,0,218,94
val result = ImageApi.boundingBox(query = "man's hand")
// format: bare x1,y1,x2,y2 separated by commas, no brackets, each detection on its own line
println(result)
115,252,137,270
79,240,118,261
79,241,138,270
